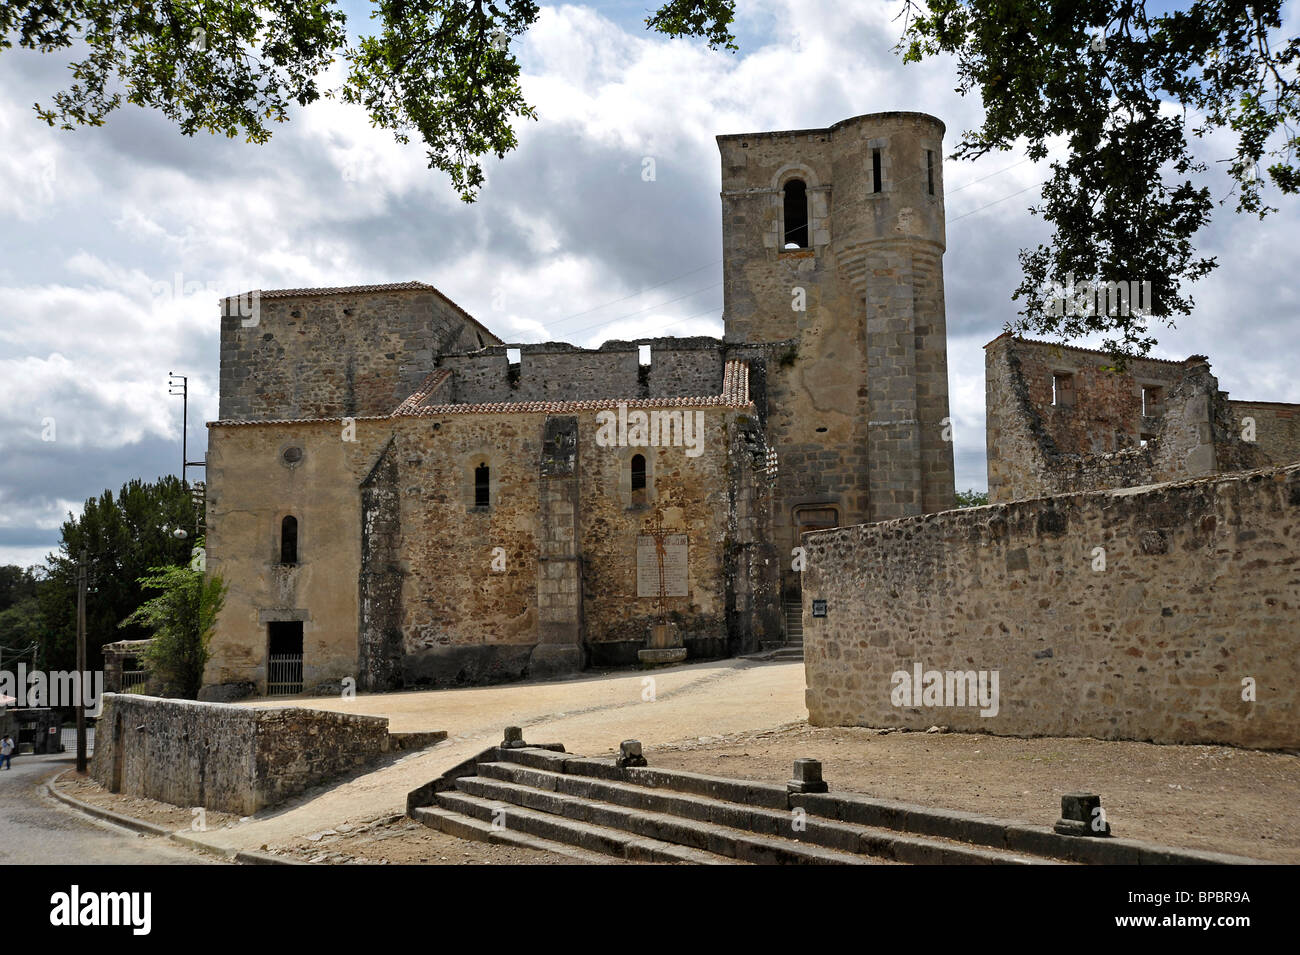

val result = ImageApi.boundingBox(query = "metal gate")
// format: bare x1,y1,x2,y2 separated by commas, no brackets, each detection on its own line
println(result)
267,653,304,695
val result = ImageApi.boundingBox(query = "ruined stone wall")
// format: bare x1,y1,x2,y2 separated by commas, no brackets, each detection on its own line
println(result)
802,463,1300,748
441,339,724,404
578,407,738,664
1231,401,1300,465
91,694,391,813
390,405,739,679
202,418,390,697
389,413,541,686
718,113,954,602
218,287,499,422
985,336,1270,502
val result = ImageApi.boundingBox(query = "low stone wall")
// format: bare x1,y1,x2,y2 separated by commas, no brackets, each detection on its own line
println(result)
90,695,393,814
802,463,1300,748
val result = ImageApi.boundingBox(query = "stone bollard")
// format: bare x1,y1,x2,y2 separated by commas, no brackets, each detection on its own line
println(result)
1054,792,1111,837
501,726,527,749
787,758,829,794
616,739,648,768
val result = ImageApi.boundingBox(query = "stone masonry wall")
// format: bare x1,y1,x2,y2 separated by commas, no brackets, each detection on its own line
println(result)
219,287,499,422
91,694,391,814
802,463,1300,748
985,336,1271,502
441,338,723,404
1231,401,1300,465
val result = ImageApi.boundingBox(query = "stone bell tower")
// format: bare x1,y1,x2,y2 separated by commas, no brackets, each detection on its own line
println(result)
717,112,955,597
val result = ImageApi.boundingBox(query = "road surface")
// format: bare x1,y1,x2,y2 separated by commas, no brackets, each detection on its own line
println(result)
0,755,211,865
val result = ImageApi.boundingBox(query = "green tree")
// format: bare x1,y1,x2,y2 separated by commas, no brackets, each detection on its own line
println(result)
121,551,227,700
955,488,990,507
899,1,1299,358
2,0,737,202
0,565,44,663
38,476,195,673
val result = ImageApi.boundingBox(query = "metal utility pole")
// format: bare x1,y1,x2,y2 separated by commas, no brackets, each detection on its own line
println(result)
168,372,188,483
76,549,87,773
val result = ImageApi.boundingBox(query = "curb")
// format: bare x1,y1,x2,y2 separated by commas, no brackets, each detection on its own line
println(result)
46,772,174,838
47,771,300,865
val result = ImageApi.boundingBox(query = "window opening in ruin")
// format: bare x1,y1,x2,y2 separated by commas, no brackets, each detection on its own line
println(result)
926,150,935,195
631,454,647,506
475,463,490,507
267,621,304,695
872,149,882,193
783,179,809,249
1142,385,1163,417
639,344,652,366
1052,373,1075,407
280,515,298,564
476,332,485,348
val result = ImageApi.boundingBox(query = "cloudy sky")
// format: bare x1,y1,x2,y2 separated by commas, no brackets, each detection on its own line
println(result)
1,0,1298,567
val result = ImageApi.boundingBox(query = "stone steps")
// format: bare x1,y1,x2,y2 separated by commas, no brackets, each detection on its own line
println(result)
413,745,1055,865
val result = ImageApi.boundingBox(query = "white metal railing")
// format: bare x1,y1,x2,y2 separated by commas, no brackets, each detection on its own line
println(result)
267,653,304,695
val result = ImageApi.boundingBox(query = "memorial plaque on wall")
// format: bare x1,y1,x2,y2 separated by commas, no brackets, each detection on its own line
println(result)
636,534,689,597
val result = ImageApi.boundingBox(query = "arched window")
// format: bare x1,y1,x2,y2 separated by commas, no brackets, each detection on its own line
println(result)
631,454,647,506
474,462,490,508
280,515,298,565
783,179,809,249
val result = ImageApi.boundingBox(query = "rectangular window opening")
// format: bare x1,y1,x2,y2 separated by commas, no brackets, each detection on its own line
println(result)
639,343,652,366
872,148,882,194
1052,373,1075,407
926,149,935,195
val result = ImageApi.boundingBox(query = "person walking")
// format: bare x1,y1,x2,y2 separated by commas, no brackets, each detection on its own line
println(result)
0,735,14,770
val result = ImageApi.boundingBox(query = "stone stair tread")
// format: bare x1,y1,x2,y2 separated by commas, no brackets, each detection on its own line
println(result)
474,761,1052,865
429,790,737,864
412,805,619,864
453,772,901,864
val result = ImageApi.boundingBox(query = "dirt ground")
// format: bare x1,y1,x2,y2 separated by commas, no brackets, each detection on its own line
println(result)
54,771,585,865
646,722,1300,862
258,815,608,865
58,771,244,831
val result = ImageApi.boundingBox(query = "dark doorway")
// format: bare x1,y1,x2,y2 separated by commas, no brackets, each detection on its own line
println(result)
267,621,304,695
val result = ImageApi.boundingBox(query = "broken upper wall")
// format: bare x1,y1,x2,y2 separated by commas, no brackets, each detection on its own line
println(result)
218,283,502,422
984,335,1278,503
437,338,726,405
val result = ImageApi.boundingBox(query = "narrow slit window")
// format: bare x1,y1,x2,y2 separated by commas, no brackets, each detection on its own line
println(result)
783,179,809,249
474,463,490,508
280,515,298,564
872,148,882,193
631,454,647,505
926,149,935,195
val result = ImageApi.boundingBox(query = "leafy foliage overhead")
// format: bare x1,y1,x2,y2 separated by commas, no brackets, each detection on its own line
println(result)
2,0,737,201
900,1,1299,358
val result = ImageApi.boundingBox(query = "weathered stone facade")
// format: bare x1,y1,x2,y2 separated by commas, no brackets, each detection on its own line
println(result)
202,112,956,698
90,694,395,813
802,463,1300,748
985,335,1296,502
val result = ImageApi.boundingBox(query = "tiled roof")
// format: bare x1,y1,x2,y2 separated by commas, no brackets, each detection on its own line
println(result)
243,281,440,299
392,369,452,415
210,361,753,427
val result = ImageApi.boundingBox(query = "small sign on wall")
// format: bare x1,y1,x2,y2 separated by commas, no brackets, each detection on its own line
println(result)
812,599,827,618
